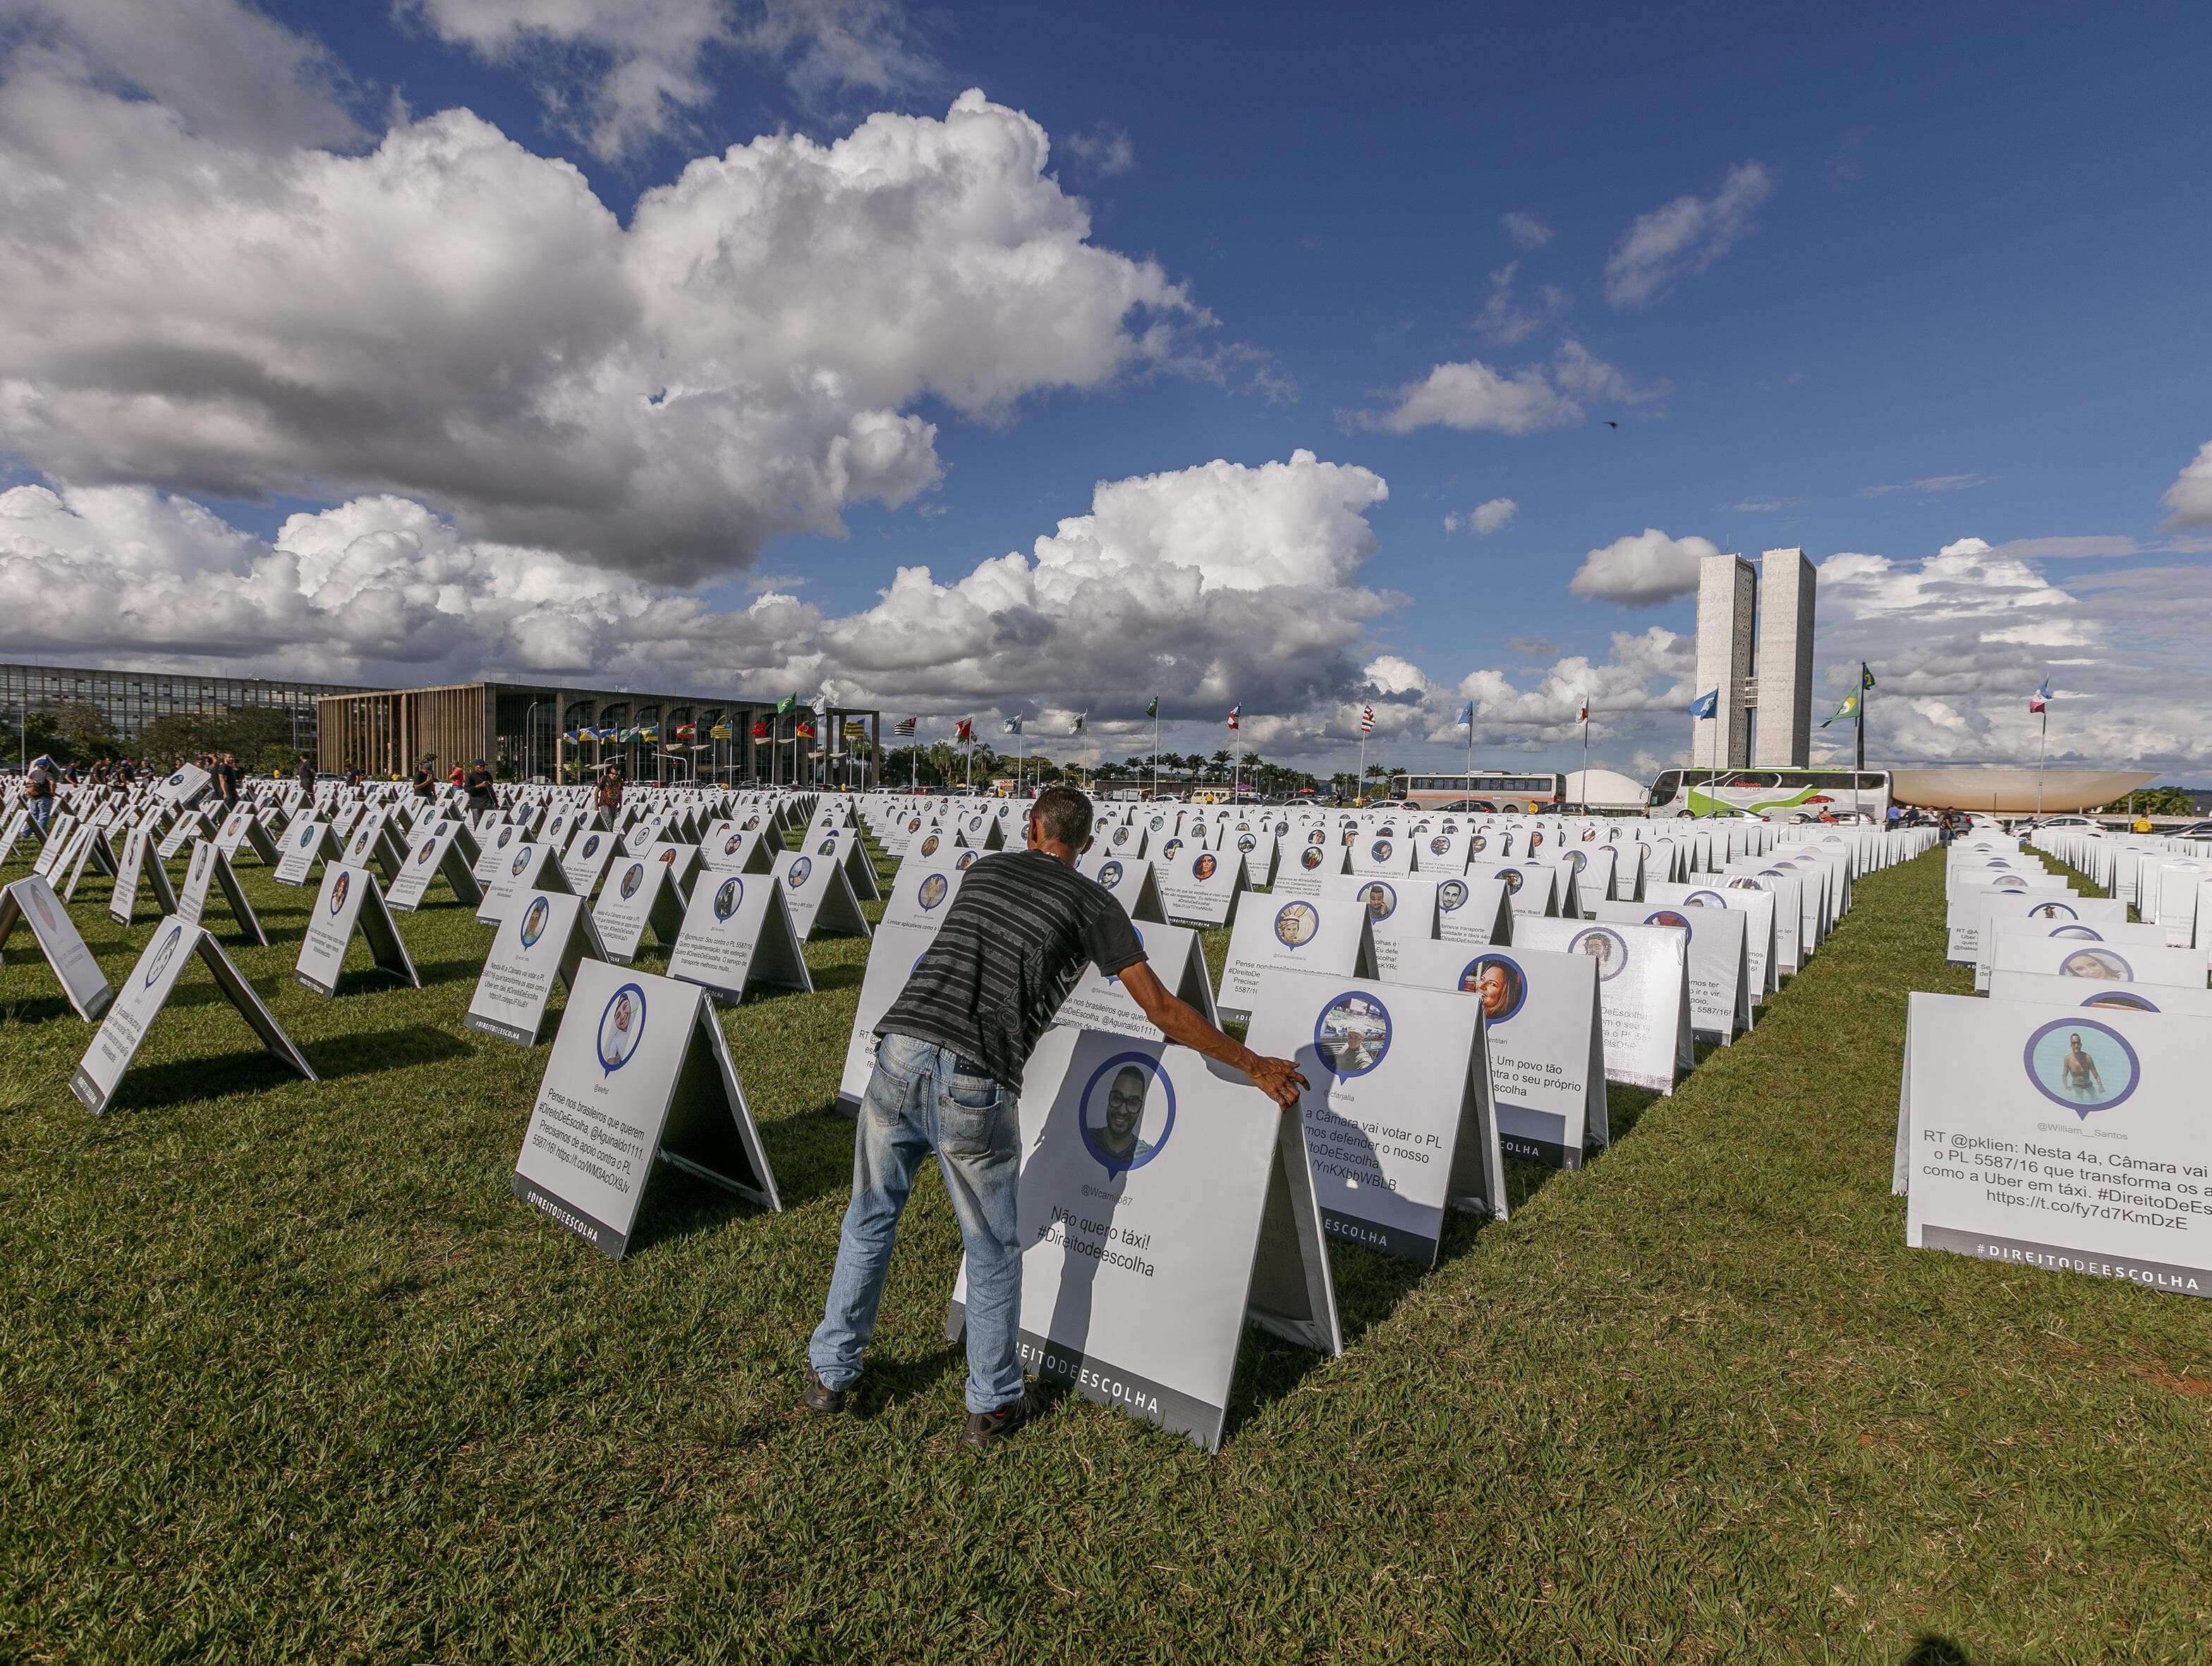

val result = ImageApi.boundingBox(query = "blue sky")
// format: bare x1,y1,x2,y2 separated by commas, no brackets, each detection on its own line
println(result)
2,1,2207,780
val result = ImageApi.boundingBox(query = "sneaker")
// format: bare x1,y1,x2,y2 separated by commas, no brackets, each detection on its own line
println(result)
802,1366,849,1413
961,1387,1044,1452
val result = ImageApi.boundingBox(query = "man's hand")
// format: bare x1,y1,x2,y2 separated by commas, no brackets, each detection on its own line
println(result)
1121,961,1311,1111
1244,1054,1309,1110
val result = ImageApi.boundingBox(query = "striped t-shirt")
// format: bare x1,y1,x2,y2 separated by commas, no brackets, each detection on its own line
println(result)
879,848,1146,1090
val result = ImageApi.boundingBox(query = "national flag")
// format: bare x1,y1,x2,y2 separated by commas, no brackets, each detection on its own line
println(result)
955,719,973,743
1455,703,1473,728
1145,695,1159,719
1861,664,1878,691
1227,705,1240,732
1578,699,1590,724
774,693,796,715
1071,713,1086,733
1821,693,1860,726
1359,705,1375,734
2029,678,2050,715
1688,688,1720,719
892,716,918,738
1003,716,1023,735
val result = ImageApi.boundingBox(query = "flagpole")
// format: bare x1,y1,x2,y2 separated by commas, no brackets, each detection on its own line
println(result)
1856,662,1868,774
1580,695,1590,801
2037,703,2047,820
1152,704,1159,803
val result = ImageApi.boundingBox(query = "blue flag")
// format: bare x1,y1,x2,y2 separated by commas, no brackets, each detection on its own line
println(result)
1455,703,1473,727
1688,688,1720,719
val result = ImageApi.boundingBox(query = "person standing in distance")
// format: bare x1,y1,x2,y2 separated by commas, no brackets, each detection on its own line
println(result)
806,784,1308,1450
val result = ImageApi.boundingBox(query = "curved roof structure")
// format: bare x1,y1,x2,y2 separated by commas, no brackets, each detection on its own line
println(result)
1888,767,2156,813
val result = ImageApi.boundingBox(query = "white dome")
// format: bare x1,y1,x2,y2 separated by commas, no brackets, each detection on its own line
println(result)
1564,768,1650,811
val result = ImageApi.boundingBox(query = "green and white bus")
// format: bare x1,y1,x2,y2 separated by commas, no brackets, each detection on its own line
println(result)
1648,767,1892,821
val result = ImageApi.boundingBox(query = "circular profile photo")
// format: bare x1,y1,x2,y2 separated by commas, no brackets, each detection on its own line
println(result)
1273,820,1289,837
1582,827,1598,842
956,850,979,870
919,833,940,856
1529,832,1545,853
1112,827,1131,848
1459,954,1526,1024
143,923,186,989
1080,1053,1177,1173
1685,889,1727,908
1497,866,1524,894
511,849,533,876
786,856,813,889
619,863,645,901
597,984,648,1074
1162,837,1184,859
2059,948,2132,981
918,872,951,911
1644,908,1692,940
1275,900,1320,949
1094,860,1124,892
1562,849,1587,873
1192,852,1218,882
518,896,551,949
549,815,567,839
713,877,743,920
1369,839,1394,864
2082,990,2161,1013
1340,828,1357,846
1569,925,1629,980
1315,992,1392,1078
297,825,316,849
580,834,600,860
1361,881,1397,922
906,816,923,834
1988,858,2013,870
168,772,186,787
2026,901,2079,921
1149,814,1167,833
1470,834,1489,856
1238,833,1258,853
329,871,351,914
1430,835,1452,856
1299,846,1325,871
2023,1019,2139,1115
659,848,678,867
2048,925,2103,940
1726,876,1766,892
741,815,760,832
817,837,837,855
1991,876,2028,892
497,826,515,850
1307,828,1327,846
1438,879,1468,913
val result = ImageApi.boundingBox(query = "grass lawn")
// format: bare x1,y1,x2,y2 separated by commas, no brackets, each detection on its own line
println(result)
1,834,2206,1662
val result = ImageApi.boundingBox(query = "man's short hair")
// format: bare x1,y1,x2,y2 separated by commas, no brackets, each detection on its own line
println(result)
1031,784,1094,848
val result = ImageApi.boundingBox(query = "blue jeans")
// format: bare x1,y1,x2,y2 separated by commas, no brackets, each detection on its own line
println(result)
809,1031,1026,1413
28,797,51,835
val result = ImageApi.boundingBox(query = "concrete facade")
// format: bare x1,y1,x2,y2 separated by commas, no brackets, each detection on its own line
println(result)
1753,547,1817,767
1692,553,1757,771
1689,547,1819,770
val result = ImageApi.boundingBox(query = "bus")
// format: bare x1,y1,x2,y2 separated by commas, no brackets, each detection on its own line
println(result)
1648,767,1892,820
1390,771,1568,812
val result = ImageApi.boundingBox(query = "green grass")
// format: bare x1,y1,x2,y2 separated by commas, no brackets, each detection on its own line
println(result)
1,836,2206,1662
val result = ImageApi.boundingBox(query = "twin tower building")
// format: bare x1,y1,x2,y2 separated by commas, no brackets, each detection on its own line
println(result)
1692,547,1817,771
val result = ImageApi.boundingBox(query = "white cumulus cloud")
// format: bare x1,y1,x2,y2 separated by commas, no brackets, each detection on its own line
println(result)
1445,498,1518,535
0,54,1198,584
1365,341,1655,435
2161,439,2212,529
1567,528,1720,607
1604,161,1775,308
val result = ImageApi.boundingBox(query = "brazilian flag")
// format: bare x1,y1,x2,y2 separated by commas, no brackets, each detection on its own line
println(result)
1145,695,1159,719
1862,664,1878,691
1821,693,1861,727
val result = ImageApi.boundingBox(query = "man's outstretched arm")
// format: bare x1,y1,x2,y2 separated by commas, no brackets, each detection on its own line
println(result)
1117,961,1308,1109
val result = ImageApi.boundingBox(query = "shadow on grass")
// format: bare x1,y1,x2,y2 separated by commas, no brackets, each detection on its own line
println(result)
2,995,90,1026
1902,1638,1991,1666
410,955,492,988
624,1158,784,1258
99,1047,312,1114
760,1100,870,1208
305,1024,475,1081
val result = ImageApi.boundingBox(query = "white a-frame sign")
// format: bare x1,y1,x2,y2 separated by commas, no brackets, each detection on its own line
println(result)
177,837,269,947
664,870,813,1003
466,889,608,1047
272,819,343,887
946,1026,1341,1452
295,863,420,995
108,825,179,928
1244,966,1508,1264
476,841,571,926
591,852,687,963
71,917,317,1112
0,874,114,1019
511,961,782,1258
386,821,485,912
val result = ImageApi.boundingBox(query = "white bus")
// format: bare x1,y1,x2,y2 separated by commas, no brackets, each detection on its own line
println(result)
1648,767,1892,820
1390,771,1568,813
